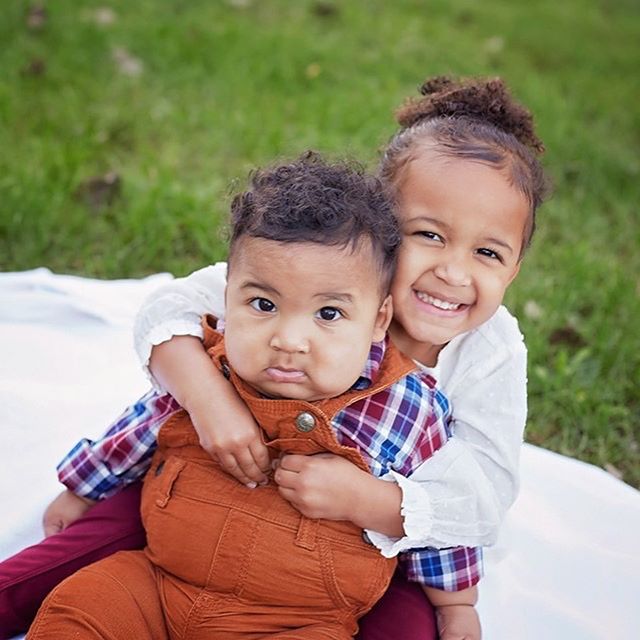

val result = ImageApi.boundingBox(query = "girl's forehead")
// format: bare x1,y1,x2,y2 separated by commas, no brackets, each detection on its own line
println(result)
396,154,530,243
398,153,527,207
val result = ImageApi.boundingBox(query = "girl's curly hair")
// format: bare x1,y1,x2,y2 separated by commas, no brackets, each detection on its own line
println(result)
381,76,551,257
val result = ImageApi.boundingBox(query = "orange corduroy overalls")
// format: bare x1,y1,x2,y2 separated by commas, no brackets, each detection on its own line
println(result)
28,319,417,640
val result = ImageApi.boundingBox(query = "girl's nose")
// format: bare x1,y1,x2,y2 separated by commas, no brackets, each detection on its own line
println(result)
433,255,472,287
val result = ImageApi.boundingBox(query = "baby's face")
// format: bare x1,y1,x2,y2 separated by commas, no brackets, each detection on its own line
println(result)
389,151,528,365
224,237,391,401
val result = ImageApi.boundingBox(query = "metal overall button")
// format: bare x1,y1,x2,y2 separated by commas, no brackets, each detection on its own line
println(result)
295,412,316,433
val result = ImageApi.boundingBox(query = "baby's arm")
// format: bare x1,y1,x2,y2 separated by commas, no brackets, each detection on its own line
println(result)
135,263,271,486
424,586,481,640
400,545,483,640
57,390,179,501
42,490,96,536
46,389,179,532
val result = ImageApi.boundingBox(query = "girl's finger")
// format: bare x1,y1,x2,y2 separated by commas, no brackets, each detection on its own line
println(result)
278,454,306,472
273,465,300,489
217,452,256,488
276,485,299,506
249,440,272,477
235,448,269,485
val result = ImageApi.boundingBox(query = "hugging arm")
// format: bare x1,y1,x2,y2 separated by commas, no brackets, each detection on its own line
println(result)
134,265,526,549
368,339,527,552
135,263,271,486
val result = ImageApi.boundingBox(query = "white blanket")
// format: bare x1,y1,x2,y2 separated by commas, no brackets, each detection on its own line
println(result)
1,269,639,639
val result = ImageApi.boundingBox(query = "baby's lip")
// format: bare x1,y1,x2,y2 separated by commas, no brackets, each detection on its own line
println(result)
266,367,306,382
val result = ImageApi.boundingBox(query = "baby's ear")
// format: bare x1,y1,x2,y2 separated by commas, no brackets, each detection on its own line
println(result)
372,295,393,342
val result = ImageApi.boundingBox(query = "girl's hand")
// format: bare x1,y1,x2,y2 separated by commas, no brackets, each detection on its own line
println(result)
273,453,404,536
273,453,365,521
149,335,271,487
187,386,271,488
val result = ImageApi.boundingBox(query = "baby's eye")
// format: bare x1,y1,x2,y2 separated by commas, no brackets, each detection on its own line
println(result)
250,297,276,312
316,307,342,322
476,248,502,262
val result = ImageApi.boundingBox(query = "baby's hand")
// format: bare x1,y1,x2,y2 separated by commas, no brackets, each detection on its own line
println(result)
187,388,271,488
435,604,481,640
42,490,96,536
273,453,367,521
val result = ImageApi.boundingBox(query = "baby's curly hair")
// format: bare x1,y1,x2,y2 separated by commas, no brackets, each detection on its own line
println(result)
381,76,551,257
228,151,400,294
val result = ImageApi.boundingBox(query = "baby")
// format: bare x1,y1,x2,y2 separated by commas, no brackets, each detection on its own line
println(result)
28,152,480,639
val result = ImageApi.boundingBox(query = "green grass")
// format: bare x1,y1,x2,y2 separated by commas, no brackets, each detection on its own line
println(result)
1,0,638,487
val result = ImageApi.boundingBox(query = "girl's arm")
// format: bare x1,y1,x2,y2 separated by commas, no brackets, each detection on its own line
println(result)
367,309,527,552
135,264,271,487
138,269,524,549
149,336,271,486
133,263,228,387
272,310,526,551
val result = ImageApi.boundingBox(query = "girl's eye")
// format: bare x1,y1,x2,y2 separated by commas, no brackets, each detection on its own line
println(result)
416,231,443,242
476,248,502,262
250,297,276,312
316,307,342,322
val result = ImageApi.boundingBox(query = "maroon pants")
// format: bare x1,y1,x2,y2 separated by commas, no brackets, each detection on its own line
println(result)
0,482,437,640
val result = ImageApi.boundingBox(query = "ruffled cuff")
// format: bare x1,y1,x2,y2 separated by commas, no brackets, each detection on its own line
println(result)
136,319,204,391
364,470,434,558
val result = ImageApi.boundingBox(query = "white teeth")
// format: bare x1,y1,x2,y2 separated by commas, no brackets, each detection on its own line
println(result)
416,292,461,310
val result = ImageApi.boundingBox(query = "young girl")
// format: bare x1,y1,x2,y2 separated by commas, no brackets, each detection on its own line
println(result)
0,76,548,640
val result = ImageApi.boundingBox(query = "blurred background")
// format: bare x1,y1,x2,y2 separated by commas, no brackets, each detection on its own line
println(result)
1,0,638,487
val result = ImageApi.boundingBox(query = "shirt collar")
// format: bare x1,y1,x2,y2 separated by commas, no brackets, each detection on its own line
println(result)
351,338,386,390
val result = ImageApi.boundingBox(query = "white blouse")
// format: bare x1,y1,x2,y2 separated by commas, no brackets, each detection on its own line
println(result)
133,264,527,554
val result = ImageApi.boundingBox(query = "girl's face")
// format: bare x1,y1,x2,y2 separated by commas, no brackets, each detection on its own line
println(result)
389,151,529,365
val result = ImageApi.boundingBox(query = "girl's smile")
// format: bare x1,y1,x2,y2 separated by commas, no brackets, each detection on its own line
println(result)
414,290,471,315
389,151,528,366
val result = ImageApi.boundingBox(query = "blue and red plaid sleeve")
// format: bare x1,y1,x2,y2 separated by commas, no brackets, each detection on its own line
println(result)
398,545,483,591
335,347,483,591
57,389,180,500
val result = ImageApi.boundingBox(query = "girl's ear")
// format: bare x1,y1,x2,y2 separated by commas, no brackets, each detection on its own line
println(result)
507,261,521,286
372,295,394,343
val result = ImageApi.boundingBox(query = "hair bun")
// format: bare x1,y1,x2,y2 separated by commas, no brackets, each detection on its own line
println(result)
418,76,456,96
397,75,544,154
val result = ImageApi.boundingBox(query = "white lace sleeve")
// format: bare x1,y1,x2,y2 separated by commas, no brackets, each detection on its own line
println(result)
366,310,527,554
133,263,228,390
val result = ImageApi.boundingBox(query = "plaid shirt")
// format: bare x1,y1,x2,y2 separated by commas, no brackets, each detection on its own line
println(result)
58,338,482,591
